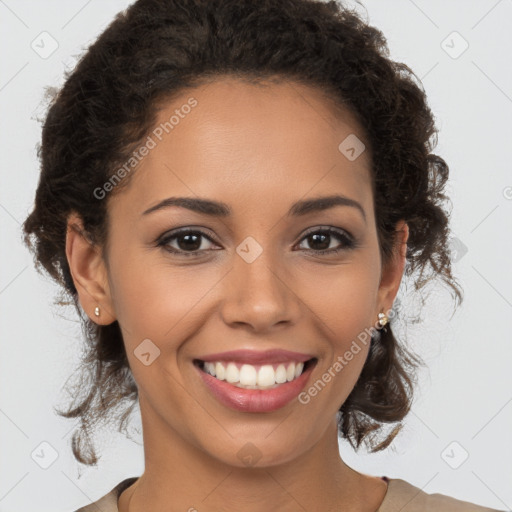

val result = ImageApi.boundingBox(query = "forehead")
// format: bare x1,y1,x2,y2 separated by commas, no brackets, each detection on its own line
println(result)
111,77,373,219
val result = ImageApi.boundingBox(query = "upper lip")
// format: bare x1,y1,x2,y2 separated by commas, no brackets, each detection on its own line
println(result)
196,349,315,365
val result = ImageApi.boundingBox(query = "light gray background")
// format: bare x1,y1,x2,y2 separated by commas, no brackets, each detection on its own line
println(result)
1,1,511,511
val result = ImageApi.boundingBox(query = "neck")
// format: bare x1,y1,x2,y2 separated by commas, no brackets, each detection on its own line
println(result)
120,397,383,512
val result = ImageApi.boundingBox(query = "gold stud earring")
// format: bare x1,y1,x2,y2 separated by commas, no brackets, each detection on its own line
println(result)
94,306,100,317
377,312,388,328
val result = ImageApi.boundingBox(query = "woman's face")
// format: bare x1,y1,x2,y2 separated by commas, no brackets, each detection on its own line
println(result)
70,77,407,468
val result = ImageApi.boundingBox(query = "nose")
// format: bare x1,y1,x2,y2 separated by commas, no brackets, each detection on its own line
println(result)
219,247,302,333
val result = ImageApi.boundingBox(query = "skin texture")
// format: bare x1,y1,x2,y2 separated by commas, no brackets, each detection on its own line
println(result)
66,78,408,511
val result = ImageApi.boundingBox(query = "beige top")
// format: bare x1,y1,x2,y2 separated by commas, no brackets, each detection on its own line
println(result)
75,476,505,511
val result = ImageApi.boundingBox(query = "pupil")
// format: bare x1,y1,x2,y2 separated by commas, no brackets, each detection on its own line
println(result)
179,234,201,251
310,233,329,250
176,233,332,252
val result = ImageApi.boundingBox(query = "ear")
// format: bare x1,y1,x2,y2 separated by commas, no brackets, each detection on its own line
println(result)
376,220,409,314
65,212,116,324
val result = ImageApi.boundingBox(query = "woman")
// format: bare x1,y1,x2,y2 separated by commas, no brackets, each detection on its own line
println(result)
22,0,504,510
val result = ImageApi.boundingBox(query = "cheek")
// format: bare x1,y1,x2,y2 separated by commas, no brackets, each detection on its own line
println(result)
109,247,221,350
304,258,380,337
297,259,379,402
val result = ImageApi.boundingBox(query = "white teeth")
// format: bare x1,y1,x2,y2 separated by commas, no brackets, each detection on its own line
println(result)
205,362,215,375
257,365,275,387
239,364,257,385
201,360,307,388
275,364,288,383
225,362,239,383
215,362,225,380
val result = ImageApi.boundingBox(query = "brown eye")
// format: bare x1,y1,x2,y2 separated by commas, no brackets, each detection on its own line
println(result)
157,229,218,257
297,228,355,255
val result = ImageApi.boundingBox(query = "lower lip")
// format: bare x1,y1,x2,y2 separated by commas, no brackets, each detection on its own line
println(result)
196,361,315,413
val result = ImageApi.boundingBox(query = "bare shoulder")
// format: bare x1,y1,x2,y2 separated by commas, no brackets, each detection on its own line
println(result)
378,478,505,512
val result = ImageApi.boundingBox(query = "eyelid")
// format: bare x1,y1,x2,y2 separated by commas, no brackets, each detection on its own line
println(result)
300,225,354,241
158,225,353,242
156,224,357,257
295,226,356,254
157,226,218,244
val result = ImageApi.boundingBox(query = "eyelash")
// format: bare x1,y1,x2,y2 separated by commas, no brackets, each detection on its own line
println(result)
156,226,357,258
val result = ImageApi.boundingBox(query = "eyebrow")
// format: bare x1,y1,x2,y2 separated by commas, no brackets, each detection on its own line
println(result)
141,194,366,223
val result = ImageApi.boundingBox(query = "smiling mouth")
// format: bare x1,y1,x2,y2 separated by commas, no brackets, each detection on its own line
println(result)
194,358,317,390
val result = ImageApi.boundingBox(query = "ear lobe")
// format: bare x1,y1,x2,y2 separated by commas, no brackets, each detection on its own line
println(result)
65,212,116,324
377,220,409,312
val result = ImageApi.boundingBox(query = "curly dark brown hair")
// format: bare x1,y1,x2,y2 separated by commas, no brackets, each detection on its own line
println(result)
22,0,462,465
